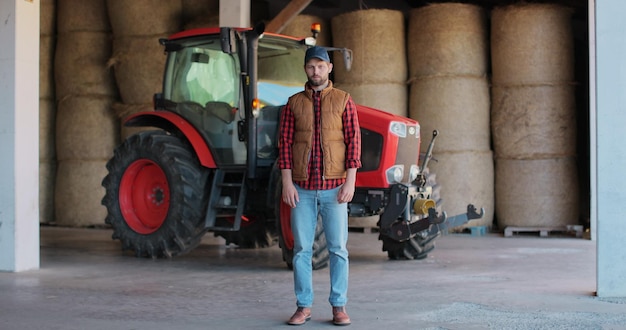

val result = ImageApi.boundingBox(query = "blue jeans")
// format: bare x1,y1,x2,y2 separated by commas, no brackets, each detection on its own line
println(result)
291,184,349,308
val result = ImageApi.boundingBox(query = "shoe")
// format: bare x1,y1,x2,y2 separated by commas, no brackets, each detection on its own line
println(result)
332,306,351,326
287,307,311,326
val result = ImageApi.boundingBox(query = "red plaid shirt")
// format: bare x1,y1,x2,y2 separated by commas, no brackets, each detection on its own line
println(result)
278,83,361,190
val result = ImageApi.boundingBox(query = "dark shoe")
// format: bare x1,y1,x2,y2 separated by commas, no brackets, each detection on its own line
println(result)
287,307,311,326
332,306,351,326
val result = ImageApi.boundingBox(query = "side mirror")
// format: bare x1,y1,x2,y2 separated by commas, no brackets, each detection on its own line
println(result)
323,47,354,72
341,48,353,71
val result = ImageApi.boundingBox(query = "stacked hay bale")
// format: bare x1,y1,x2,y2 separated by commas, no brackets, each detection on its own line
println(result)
491,4,578,228
106,0,182,139
54,0,118,226
408,3,494,229
40,0,56,224
182,0,219,29
281,14,331,46
331,9,407,116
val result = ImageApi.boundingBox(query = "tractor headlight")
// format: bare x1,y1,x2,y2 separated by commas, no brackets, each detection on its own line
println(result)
385,165,404,184
409,165,419,182
389,121,407,138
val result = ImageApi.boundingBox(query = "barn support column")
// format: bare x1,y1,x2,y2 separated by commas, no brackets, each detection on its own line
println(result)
0,0,40,272
220,0,251,27
594,0,626,297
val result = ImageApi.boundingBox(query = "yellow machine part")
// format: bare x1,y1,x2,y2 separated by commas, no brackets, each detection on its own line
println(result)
414,198,436,215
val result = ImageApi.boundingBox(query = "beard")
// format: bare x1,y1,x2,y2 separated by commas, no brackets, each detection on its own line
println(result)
308,75,328,87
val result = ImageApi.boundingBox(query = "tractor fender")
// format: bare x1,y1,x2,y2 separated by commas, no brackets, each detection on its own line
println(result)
124,111,217,168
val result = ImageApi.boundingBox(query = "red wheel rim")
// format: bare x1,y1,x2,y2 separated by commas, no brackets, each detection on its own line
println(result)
279,201,294,249
119,159,170,234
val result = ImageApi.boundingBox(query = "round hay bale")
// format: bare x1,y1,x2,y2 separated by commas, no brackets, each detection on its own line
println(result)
408,3,488,78
428,150,495,229
54,32,117,99
39,98,56,161
282,15,331,46
491,85,577,159
334,82,407,117
56,95,119,161
40,35,55,99
39,160,56,224
495,157,579,228
409,76,491,152
56,0,109,33
110,35,168,104
40,0,56,36
182,0,219,29
331,9,406,84
491,4,574,85
54,159,108,227
107,0,182,36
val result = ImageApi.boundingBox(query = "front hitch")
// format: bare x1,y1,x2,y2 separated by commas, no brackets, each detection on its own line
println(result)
427,204,485,236
383,204,484,242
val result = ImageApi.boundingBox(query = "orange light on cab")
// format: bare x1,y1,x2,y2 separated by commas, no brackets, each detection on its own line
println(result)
311,23,321,38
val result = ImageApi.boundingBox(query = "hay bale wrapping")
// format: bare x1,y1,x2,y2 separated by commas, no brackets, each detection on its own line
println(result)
335,82,407,117
331,9,407,84
495,157,579,228
57,0,109,33
491,3,575,86
428,150,495,229
55,31,117,99
408,3,488,78
56,96,118,161
106,0,182,36
409,75,490,152
54,160,109,227
491,85,577,159
109,36,168,104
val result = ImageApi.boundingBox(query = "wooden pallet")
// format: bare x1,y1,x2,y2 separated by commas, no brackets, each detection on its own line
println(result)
504,225,583,238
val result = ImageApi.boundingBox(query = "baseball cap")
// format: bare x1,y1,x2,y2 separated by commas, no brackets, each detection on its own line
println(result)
304,46,330,64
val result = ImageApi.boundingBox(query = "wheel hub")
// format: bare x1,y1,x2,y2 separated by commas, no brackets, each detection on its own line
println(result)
119,159,170,234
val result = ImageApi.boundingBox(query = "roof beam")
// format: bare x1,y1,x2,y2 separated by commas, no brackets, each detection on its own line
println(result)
265,0,313,33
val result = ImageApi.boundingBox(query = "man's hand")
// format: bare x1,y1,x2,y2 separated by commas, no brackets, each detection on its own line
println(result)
281,169,299,208
337,168,358,204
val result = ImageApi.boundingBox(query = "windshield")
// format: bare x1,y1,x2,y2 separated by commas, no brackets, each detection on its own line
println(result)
257,35,307,106
164,39,240,106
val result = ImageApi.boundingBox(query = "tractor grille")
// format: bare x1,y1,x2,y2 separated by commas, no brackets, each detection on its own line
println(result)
396,124,420,182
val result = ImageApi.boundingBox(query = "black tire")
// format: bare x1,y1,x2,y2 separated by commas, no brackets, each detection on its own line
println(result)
214,214,277,249
274,169,329,270
381,167,442,260
102,131,210,258
381,232,438,260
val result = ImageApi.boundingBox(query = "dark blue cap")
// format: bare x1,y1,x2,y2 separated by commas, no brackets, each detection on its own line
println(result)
305,46,330,64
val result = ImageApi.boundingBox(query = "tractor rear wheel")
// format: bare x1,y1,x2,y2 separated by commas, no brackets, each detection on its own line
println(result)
102,131,209,258
274,170,329,270
381,168,442,260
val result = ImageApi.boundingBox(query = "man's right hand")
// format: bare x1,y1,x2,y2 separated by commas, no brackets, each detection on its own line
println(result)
281,169,299,208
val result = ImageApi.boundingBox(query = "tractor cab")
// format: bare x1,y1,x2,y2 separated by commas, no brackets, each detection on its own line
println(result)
154,26,309,170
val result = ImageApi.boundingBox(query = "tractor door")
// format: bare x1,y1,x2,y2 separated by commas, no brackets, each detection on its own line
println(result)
163,39,246,166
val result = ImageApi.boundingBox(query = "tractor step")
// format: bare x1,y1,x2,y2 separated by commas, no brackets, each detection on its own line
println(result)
204,168,247,231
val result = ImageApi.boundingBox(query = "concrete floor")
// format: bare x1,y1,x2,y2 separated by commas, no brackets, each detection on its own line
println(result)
0,227,624,330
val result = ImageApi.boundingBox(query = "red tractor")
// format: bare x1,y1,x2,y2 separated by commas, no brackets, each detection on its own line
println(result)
101,23,483,269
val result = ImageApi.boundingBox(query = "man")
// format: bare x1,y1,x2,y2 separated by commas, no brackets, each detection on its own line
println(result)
278,46,361,326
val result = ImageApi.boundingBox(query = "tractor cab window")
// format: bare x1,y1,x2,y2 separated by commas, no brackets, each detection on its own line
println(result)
163,41,246,165
167,44,240,106
255,37,308,160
